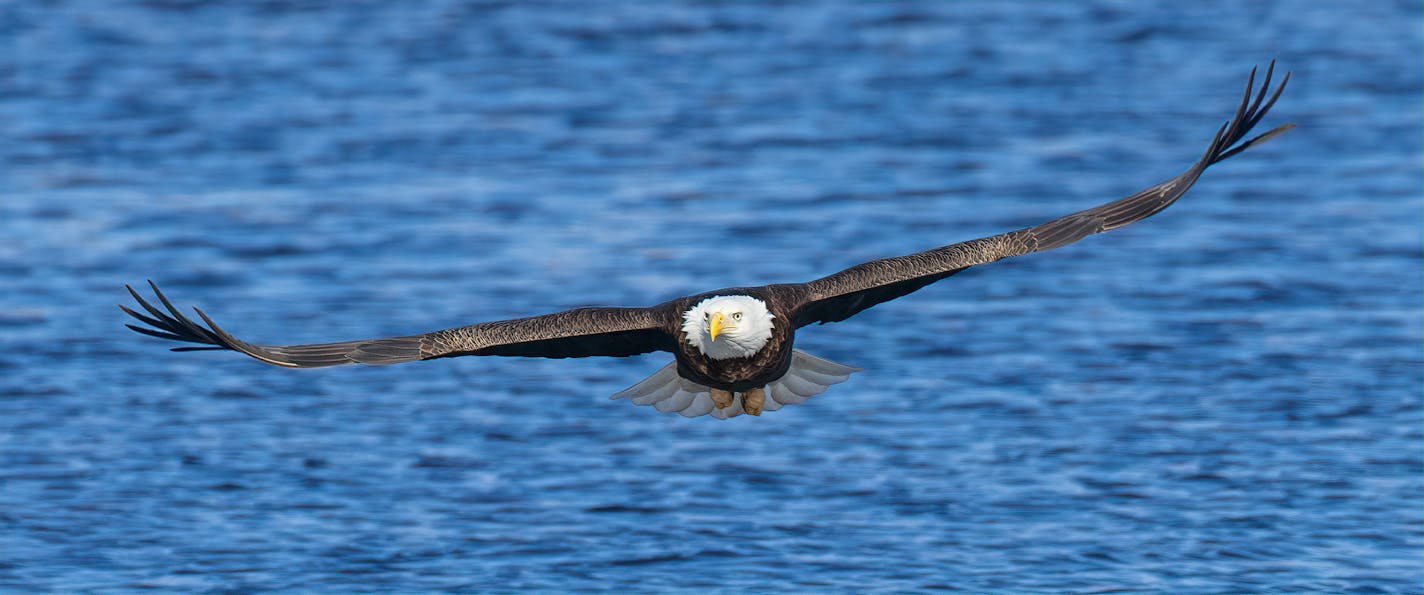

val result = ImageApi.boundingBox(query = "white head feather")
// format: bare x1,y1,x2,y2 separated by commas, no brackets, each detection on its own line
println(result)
682,295,775,360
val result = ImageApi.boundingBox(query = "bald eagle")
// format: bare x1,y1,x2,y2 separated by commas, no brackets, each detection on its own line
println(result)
124,63,1292,419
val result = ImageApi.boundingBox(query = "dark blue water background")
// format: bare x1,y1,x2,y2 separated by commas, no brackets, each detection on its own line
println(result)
2,1,1420,593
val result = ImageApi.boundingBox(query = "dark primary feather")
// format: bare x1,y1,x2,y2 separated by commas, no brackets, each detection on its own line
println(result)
122,281,675,368
790,62,1293,327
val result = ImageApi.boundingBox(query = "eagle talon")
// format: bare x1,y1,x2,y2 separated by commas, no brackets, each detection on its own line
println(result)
710,388,733,409
743,387,765,416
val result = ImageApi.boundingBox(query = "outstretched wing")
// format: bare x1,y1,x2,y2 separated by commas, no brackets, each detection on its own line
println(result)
789,62,1293,327
122,281,677,368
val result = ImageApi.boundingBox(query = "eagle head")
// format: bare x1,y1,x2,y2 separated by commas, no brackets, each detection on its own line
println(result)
681,295,774,360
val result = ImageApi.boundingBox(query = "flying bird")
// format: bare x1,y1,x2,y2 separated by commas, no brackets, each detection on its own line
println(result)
124,63,1293,419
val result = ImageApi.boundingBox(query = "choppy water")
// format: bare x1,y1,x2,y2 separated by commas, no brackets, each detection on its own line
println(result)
2,1,1421,593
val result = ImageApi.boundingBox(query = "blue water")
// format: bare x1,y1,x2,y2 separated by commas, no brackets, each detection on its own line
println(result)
2,1,1421,593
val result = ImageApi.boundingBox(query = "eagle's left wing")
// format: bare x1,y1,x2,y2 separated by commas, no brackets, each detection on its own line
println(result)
788,62,1292,328
122,281,677,368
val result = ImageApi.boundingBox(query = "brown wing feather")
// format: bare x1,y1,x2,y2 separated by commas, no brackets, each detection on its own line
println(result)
791,62,1293,327
122,281,676,368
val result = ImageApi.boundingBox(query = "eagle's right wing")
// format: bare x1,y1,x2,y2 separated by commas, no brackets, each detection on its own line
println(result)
122,281,677,368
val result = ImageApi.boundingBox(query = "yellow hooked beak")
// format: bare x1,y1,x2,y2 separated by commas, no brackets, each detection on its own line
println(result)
708,311,727,342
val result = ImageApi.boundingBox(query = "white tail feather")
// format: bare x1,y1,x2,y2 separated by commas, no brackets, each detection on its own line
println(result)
610,361,680,404
653,388,697,413
680,393,715,417
610,350,860,419
770,382,807,405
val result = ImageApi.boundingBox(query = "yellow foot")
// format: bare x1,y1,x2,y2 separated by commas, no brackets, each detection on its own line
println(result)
710,388,734,409
743,387,765,416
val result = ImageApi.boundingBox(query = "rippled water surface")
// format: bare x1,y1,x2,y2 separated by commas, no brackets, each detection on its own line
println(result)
2,1,1421,593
